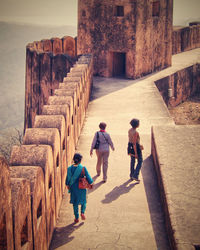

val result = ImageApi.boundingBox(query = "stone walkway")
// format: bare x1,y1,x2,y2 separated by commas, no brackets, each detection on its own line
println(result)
50,48,200,250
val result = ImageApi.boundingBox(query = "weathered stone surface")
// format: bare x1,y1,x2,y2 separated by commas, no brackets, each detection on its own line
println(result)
10,145,55,247
34,114,69,192
77,0,173,79
10,178,33,250
155,63,200,107
51,38,62,55
24,36,76,130
42,105,70,183
48,96,75,154
172,25,200,55
54,88,80,144
0,156,14,250
62,36,76,57
23,128,62,219
9,166,47,250
151,125,200,250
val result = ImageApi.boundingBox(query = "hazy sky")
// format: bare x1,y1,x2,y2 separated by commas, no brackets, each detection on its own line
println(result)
0,0,78,26
0,0,199,27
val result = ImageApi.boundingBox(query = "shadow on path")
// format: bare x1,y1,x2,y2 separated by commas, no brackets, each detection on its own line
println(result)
101,179,139,204
88,175,105,194
49,222,84,249
142,155,170,250
90,76,148,101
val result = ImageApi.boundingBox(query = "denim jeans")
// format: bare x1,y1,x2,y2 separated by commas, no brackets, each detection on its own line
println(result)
130,143,143,179
73,203,86,219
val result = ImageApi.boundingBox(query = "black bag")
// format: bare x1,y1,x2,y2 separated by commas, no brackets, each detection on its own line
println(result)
127,142,134,155
94,132,100,149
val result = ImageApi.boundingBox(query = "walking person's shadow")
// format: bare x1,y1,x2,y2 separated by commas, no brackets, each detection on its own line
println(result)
88,175,105,194
101,179,139,203
49,222,84,249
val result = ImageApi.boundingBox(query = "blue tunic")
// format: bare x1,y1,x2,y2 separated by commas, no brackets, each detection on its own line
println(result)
66,164,93,205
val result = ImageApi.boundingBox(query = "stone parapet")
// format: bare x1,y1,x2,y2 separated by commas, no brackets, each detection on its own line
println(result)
155,63,200,107
0,157,14,250
172,25,200,55
10,178,33,250
151,125,200,250
9,166,47,250
24,36,77,130
23,128,62,219
10,145,55,247
1,54,93,248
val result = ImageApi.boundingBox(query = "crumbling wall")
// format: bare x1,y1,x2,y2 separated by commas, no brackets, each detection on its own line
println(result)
0,54,93,248
25,36,77,131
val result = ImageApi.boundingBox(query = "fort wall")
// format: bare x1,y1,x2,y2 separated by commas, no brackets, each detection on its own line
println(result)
172,24,200,55
77,0,173,79
0,53,93,248
24,36,77,131
155,63,200,107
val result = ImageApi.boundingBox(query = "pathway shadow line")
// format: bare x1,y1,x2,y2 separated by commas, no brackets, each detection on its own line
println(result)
101,179,139,204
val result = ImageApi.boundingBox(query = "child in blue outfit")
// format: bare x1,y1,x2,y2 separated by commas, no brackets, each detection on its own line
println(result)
66,153,93,223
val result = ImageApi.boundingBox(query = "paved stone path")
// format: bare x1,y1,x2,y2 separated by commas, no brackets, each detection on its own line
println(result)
50,48,200,250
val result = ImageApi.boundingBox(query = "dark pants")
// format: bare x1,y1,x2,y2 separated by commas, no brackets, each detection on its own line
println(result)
129,143,143,179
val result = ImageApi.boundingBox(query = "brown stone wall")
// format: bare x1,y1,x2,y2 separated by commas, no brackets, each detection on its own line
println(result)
155,64,200,107
77,0,172,79
23,128,62,220
9,166,47,250
10,178,33,250
24,36,77,131
0,157,14,250
172,25,200,55
10,145,55,247
3,54,93,248
1,54,93,248
134,0,173,78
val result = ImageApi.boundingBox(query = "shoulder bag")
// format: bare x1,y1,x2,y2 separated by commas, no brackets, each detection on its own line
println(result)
79,167,92,189
94,132,100,149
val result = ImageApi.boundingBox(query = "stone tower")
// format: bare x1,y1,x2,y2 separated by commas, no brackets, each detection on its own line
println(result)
77,0,173,79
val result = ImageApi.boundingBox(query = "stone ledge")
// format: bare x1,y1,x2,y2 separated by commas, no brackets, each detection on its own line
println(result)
151,125,200,250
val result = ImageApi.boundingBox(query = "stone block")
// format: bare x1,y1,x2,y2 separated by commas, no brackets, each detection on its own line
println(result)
0,156,14,250
9,166,47,250
51,37,62,55
23,128,62,219
41,39,52,52
62,36,76,57
10,145,55,247
10,178,33,250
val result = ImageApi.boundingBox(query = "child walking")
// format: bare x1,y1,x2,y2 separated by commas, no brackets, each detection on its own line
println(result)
127,119,144,181
66,153,93,223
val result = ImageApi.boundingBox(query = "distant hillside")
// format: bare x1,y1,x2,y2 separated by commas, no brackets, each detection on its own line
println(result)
0,21,77,137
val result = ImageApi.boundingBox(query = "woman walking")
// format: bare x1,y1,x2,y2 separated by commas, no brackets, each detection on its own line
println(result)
90,122,115,182
66,153,93,223
127,118,144,181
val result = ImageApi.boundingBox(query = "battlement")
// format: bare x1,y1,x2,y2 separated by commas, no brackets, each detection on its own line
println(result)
24,36,77,130
0,53,93,249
